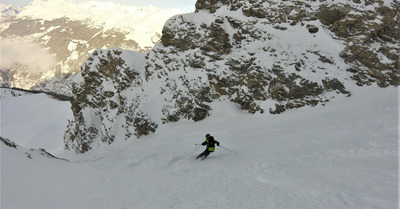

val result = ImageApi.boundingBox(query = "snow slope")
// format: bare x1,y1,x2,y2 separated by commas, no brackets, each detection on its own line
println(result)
1,86,398,209
1,89,72,154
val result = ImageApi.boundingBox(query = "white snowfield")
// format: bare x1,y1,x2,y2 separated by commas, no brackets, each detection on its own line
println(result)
1,86,398,209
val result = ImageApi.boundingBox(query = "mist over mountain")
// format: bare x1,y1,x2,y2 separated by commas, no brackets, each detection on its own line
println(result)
0,0,182,94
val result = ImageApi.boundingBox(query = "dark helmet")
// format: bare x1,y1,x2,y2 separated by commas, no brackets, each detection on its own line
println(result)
206,134,210,138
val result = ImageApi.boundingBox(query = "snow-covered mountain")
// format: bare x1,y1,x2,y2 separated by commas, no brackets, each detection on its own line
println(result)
0,4,19,19
1,1,398,207
65,0,399,153
0,0,182,94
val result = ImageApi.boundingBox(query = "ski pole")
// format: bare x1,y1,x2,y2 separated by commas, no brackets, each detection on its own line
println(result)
219,145,232,152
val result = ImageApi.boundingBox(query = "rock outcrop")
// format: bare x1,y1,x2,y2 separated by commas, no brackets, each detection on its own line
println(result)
1,136,68,161
65,0,399,153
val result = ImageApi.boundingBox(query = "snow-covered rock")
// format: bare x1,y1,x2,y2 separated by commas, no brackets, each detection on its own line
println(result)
65,0,399,153
1,136,68,161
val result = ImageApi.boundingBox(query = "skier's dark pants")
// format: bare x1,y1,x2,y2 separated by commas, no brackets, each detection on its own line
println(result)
197,149,211,159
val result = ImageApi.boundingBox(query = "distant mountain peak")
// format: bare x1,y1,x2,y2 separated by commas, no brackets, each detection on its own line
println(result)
0,4,20,18
0,0,182,92
15,0,181,47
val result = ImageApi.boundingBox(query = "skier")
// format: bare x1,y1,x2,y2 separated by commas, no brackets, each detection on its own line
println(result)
196,134,220,160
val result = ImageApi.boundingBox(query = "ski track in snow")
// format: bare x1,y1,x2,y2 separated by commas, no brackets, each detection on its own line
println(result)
1,86,398,209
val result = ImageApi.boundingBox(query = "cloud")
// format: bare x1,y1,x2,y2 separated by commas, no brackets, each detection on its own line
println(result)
0,38,57,73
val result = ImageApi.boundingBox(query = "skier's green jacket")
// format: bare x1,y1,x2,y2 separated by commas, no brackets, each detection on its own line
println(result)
202,135,220,152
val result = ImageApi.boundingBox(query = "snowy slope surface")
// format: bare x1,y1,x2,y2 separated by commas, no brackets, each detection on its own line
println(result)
1,89,72,154
1,86,398,209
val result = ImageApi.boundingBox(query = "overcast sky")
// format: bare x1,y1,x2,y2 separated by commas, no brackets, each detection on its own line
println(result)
2,0,197,12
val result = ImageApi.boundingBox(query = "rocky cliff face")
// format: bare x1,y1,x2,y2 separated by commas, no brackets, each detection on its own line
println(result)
65,49,158,152
65,0,399,153
316,2,399,87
